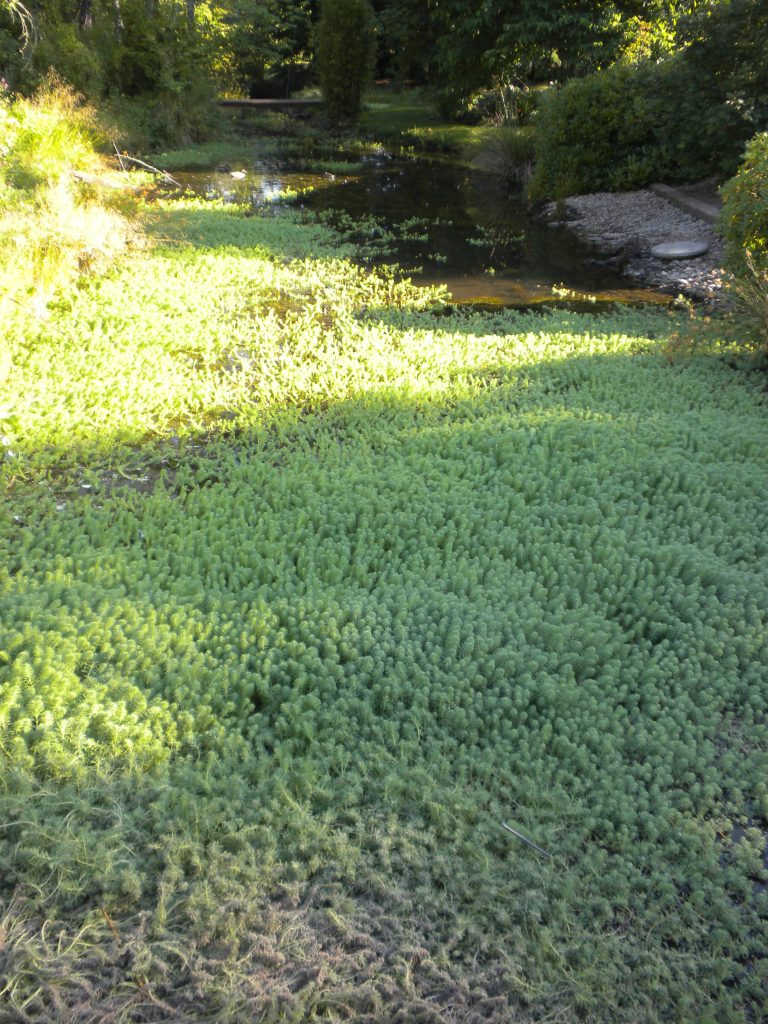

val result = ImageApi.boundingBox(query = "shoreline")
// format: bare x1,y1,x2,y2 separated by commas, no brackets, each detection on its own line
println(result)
545,189,726,304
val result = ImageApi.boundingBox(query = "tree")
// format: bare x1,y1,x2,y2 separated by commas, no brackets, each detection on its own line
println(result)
425,0,695,114
315,0,374,122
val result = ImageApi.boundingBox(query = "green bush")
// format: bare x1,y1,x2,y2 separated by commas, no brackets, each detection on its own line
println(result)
530,0,768,201
530,55,745,200
315,0,374,124
720,132,768,275
719,132,768,355
530,62,660,199
0,75,101,189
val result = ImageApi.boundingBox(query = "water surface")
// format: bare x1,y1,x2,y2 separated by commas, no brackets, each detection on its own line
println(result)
174,144,667,309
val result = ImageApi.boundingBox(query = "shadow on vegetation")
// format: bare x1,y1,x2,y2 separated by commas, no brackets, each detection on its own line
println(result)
3,333,767,1019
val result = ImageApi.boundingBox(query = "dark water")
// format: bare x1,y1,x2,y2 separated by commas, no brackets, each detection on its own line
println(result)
175,147,667,309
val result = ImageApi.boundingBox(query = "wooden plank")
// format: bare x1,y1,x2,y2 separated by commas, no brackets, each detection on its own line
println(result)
217,98,323,109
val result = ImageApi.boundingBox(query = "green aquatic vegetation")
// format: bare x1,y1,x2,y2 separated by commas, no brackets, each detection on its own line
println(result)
302,159,361,175
468,224,525,249
306,208,449,265
1,176,768,1020
1,198,445,485
146,140,255,172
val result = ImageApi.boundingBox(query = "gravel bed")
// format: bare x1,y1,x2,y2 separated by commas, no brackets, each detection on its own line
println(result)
545,189,726,302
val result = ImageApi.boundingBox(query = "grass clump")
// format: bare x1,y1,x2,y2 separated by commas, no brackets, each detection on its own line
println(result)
473,124,536,189
0,79,140,329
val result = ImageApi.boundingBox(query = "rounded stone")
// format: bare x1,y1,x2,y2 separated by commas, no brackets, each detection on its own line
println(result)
650,240,710,260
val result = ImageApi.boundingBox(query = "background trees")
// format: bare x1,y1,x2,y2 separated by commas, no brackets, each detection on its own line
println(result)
0,0,765,160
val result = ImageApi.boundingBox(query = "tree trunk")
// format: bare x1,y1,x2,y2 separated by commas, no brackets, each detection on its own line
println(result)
77,0,93,30
187,0,195,32
113,0,123,42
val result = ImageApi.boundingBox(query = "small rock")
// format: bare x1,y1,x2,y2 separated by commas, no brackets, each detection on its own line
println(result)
650,240,710,260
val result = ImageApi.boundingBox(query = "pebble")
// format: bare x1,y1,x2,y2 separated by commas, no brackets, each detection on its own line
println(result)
544,189,725,302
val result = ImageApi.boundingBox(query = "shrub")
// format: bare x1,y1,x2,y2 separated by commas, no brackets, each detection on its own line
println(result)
529,54,745,200
530,0,768,202
0,75,101,189
720,132,768,276
719,133,768,356
530,62,661,200
0,79,139,320
722,255,768,356
315,0,374,124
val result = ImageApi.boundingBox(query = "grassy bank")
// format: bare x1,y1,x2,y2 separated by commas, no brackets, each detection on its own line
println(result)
1,138,767,1021
0,82,141,331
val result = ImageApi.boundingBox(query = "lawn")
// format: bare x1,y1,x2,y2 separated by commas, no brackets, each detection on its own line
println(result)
1,194,767,1022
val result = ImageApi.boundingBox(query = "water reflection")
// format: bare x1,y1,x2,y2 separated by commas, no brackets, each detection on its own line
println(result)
174,148,670,310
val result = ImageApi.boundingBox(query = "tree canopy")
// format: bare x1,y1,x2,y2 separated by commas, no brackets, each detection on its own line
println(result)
0,0,764,140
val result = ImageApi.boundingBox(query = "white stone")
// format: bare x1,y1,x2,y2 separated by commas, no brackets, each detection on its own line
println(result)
650,240,710,260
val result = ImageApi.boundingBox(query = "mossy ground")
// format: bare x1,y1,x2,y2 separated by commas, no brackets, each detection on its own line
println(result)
1,134,767,1022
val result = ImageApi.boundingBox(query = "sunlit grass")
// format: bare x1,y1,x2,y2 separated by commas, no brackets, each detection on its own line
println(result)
361,89,496,156
0,79,141,333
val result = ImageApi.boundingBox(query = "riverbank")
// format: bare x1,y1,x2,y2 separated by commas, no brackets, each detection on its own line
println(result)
545,188,726,303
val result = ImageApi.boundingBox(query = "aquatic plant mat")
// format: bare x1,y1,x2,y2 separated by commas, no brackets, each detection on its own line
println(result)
1,194,767,1022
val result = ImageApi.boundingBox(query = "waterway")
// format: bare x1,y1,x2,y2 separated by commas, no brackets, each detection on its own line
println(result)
173,139,666,310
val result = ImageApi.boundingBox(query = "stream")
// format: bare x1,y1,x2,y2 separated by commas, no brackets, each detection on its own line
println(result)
173,141,667,310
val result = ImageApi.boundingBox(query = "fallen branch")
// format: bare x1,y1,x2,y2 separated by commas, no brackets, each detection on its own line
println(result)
111,153,182,188
113,141,127,173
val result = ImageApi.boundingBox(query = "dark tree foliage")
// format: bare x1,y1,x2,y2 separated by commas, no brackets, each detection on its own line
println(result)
372,0,435,82
315,0,374,122
676,0,768,134
424,0,695,114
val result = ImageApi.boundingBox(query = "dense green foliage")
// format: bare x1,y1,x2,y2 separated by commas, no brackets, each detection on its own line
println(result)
719,132,768,354
2,0,765,163
0,0,314,146
425,0,686,118
1,162,768,1018
316,0,375,123
721,132,768,275
529,0,768,198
